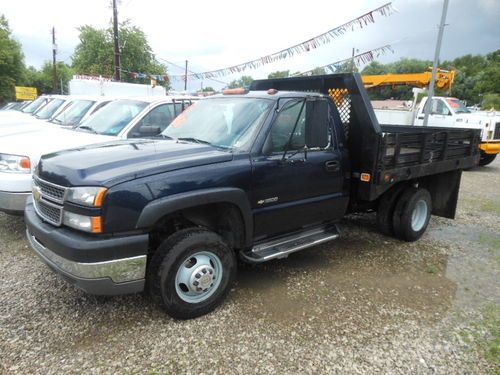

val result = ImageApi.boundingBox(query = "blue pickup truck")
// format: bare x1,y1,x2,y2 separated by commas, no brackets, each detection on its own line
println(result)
25,74,480,319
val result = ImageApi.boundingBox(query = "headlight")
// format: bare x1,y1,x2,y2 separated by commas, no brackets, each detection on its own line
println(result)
63,211,102,233
66,186,107,207
0,153,31,173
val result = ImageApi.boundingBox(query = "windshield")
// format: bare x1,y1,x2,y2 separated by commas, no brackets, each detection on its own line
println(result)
163,97,273,150
51,99,95,126
77,99,148,136
446,98,470,114
34,98,65,119
22,97,50,114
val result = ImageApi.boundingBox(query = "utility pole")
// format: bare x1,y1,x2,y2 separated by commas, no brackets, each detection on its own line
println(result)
52,27,57,93
423,0,449,126
112,0,121,81
351,48,355,73
184,60,188,91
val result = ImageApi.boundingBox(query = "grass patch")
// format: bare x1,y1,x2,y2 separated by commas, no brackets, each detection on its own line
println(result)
426,265,440,274
461,197,500,215
461,304,500,373
479,233,500,254
480,200,500,214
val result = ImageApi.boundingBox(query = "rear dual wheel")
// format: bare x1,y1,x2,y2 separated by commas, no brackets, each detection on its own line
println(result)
377,186,432,242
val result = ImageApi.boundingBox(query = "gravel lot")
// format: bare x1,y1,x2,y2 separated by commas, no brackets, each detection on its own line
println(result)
1,159,499,374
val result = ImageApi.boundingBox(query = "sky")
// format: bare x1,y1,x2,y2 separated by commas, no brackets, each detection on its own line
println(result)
1,0,499,91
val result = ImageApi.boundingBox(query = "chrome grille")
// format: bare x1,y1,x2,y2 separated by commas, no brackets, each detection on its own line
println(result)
33,176,66,203
32,176,66,226
34,199,63,225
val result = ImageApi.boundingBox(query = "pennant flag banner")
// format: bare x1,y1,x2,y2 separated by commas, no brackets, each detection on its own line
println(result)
168,2,394,81
295,45,394,76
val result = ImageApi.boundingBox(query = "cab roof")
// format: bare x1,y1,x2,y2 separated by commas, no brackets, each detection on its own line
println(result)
210,90,326,100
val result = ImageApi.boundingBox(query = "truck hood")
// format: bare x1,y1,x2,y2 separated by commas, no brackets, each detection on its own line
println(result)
0,121,64,137
0,127,114,168
37,139,234,187
455,112,500,125
0,114,40,126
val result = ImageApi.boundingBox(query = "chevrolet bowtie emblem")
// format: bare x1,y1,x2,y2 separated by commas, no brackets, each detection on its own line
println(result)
33,185,42,201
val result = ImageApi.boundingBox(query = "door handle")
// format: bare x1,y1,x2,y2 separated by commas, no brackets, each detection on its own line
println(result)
324,160,340,172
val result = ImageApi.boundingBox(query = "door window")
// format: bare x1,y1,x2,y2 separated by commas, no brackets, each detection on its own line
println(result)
129,104,175,137
425,99,451,115
266,98,330,154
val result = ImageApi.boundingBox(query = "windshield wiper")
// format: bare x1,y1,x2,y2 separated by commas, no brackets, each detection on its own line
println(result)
155,134,175,140
177,137,213,146
77,125,98,134
50,118,63,124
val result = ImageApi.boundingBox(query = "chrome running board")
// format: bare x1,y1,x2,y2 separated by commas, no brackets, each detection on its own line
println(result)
242,224,339,263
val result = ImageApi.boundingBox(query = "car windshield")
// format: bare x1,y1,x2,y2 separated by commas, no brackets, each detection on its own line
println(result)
77,99,148,136
163,97,273,150
446,98,470,114
22,97,50,114
34,99,66,119
50,99,95,126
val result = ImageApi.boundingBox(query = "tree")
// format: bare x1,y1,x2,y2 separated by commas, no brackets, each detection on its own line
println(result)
227,76,254,89
310,67,327,76
0,14,25,103
481,93,500,110
22,62,74,95
72,21,169,89
361,61,388,75
268,70,290,79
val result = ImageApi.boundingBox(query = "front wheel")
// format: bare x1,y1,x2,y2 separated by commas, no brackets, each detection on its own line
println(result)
148,228,236,319
479,151,497,166
392,187,432,242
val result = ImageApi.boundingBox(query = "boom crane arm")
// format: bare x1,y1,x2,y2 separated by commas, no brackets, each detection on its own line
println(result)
362,68,455,92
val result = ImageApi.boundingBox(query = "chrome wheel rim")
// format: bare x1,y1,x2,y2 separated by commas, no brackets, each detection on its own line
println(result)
411,200,428,232
175,251,223,303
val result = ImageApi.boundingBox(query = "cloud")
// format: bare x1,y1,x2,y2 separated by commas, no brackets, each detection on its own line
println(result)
1,0,498,91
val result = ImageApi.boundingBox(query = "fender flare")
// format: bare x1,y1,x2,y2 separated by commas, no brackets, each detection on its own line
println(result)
136,188,253,246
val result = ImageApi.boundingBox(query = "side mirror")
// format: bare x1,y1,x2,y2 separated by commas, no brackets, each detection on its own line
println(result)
138,125,161,136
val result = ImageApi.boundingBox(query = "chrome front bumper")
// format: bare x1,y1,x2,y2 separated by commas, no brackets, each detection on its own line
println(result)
27,230,146,295
0,190,30,214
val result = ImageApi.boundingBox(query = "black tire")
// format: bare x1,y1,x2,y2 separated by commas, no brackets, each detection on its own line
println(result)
376,184,407,236
148,228,236,319
479,151,497,166
392,187,432,242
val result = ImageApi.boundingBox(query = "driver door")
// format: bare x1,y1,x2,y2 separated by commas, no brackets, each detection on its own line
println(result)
251,98,347,239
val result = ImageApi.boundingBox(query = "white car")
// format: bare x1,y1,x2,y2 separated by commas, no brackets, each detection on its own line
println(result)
0,96,112,138
0,95,70,127
0,95,197,214
0,95,53,122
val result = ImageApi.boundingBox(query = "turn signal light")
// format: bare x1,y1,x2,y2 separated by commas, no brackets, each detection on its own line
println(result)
94,188,108,207
91,216,103,233
20,157,31,170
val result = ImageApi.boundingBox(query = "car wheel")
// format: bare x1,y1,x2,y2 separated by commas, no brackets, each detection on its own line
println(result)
149,228,236,319
479,151,497,166
376,184,407,236
392,187,432,242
